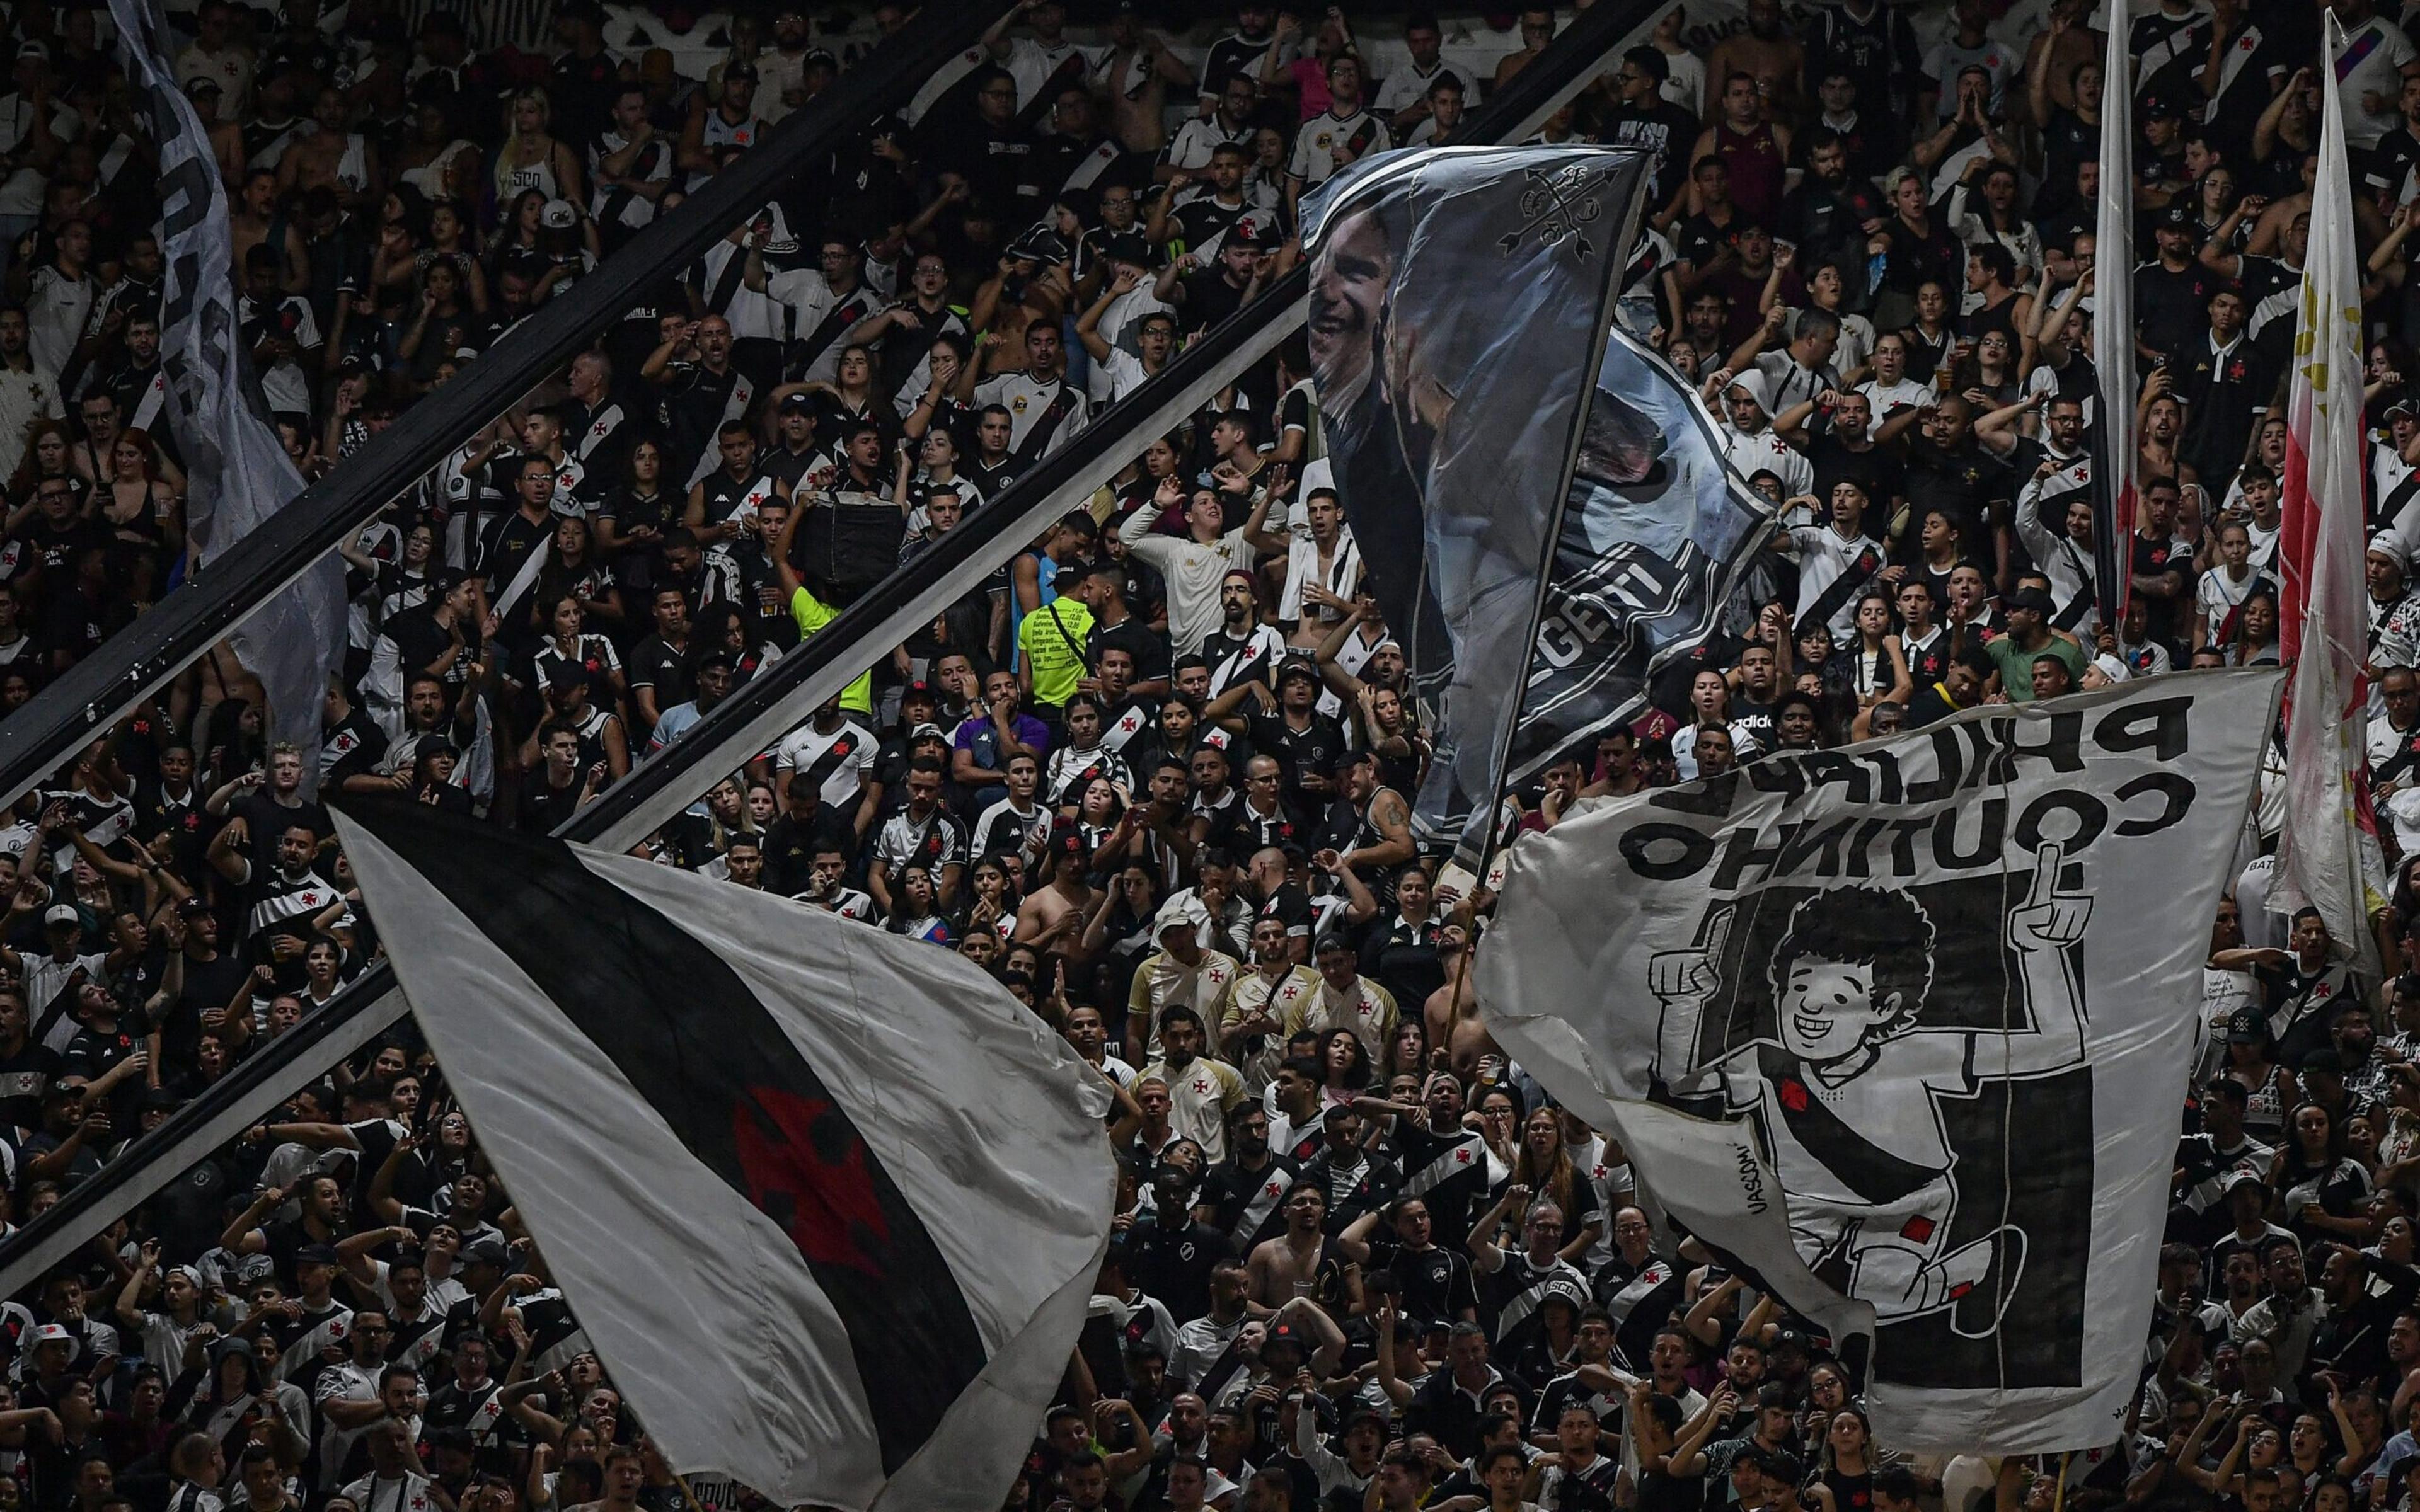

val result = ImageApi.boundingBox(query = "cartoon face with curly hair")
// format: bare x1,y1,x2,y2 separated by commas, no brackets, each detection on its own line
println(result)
1768,888,1935,1067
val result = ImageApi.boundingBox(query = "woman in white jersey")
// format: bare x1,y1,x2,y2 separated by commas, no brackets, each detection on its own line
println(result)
492,90,582,216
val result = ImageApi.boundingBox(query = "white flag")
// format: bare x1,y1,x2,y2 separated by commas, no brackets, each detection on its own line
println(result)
1478,671,2281,1453
331,801,1115,1512
2276,14,2389,967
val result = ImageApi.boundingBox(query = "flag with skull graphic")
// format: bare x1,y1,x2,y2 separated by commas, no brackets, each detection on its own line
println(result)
1478,670,2281,1452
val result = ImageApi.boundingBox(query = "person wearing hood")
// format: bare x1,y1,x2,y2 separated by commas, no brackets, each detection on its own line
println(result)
1713,369,1812,499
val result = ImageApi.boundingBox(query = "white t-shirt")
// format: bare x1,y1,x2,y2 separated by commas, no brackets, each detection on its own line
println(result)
2337,17,2417,149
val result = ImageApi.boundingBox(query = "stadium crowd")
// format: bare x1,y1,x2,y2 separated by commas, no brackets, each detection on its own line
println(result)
18,0,2420,1511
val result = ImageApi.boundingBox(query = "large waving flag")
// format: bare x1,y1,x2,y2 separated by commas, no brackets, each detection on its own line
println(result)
1303,146,1649,865
2276,14,2390,968
2089,0,2137,627
1479,672,2280,1451
331,801,1114,1512
112,0,343,788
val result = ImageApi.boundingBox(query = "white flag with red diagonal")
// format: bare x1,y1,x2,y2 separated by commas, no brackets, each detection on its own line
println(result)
2276,14,2388,968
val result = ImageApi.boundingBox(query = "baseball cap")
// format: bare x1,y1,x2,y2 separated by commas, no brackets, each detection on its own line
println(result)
2222,1166,2266,1195
2373,534,2409,569
1155,895,1210,937
30,1324,70,1346
2300,1047,2345,1076
2390,397,2419,421
909,722,947,742
2143,94,2185,120
2226,1006,2267,1044
1275,658,1320,687
725,60,759,83
778,391,815,414
541,199,578,229
296,1243,342,1269
1313,929,1357,956
183,75,222,97
900,680,936,704
2159,200,2196,229
42,904,78,929
2006,586,2057,617
1103,231,1153,265
16,40,49,62
463,1238,512,1268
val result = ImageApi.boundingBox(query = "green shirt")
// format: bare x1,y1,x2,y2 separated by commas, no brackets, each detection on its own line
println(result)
1018,597,1095,709
1986,631,2087,702
789,585,874,715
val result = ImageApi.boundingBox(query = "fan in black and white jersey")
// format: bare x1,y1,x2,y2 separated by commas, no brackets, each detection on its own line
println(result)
969,324,1089,466
793,844,879,922
209,819,346,967
971,756,1052,874
769,699,879,828
1199,573,1288,699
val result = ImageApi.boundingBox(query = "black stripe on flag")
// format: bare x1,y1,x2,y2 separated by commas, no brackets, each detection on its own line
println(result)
343,800,986,1474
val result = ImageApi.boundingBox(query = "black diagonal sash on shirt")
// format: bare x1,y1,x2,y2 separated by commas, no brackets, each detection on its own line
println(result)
1012,386,1081,467
1795,545,1883,637
701,243,750,316
600,138,664,226
1753,1042,1937,1205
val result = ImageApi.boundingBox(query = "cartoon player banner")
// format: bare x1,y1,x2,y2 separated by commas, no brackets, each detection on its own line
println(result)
1478,670,2283,1452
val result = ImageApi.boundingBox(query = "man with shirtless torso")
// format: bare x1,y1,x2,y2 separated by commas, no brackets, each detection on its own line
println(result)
1706,0,1804,125
1246,1179,1338,1313
278,87,379,210
1424,922,1497,1079
1016,834,1100,963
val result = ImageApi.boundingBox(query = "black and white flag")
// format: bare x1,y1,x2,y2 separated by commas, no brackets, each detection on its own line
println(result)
1508,330,1775,787
1304,146,1649,863
1479,671,2281,1451
112,0,343,786
330,801,1116,1511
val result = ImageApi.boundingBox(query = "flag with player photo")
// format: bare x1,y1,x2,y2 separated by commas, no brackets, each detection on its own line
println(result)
330,800,1116,1512
1506,328,1777,789
1478,670,2281,1452
1303,146,1650,866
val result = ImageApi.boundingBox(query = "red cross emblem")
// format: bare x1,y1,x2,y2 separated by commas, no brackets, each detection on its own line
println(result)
1454,1148,1472,1164
1778,1079,1811,1113
1192,1079,1209,1095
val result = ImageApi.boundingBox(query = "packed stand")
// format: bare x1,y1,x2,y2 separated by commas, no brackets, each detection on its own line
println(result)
15,0,2420,1510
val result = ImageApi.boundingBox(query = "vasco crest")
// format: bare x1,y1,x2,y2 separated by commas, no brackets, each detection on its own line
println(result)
1497,162,1615,262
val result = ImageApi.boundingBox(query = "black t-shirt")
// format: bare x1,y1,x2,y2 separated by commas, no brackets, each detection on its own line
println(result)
1365,1235,1478,1323
0,1041,61,1134
2136,260,2221,364
1245,711,1347,810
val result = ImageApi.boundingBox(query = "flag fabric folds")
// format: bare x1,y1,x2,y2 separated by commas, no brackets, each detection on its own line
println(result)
2276,14,2390,965
2088,0,2137,630
330,800,1115,1512
1477,671,2281,1452
1507,329,1776,788
1303,146,1649,862
112,0,344,788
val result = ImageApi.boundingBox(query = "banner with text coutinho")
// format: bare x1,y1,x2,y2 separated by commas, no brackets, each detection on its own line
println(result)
1303,146,1648,863
1478,670,2281,1452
